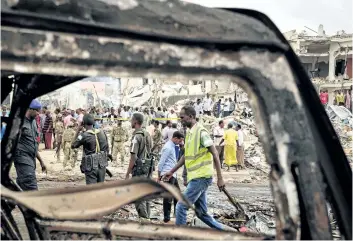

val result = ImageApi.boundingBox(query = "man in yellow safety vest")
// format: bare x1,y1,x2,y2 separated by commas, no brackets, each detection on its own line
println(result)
163,105,225,230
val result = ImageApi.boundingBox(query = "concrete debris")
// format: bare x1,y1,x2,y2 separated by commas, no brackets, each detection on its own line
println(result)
326,105,353,161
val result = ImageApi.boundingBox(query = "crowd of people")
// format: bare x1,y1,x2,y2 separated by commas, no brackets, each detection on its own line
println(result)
7,90,249,230
320,88,352,111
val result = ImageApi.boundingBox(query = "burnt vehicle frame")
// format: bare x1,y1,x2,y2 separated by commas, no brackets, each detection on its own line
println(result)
1,0,351,240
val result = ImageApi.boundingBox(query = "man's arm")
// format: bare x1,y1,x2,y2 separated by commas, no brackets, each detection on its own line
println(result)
36,152,47,173
207,145,225,190
164,155,185,179
71,129,84,149
157,148,169,179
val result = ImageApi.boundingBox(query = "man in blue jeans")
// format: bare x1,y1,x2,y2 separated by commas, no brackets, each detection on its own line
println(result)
163,105,225,230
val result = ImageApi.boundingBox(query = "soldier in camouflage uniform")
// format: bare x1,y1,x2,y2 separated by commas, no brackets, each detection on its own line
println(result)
62,123,76,169
152,120,162,154
111,120,128,166
71,122,79,165
54,114,64,162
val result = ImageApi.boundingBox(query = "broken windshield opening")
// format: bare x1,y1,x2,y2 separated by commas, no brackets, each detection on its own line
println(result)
6,75,277,238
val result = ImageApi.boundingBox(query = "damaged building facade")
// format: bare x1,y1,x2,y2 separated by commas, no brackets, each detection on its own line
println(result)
284,25,353,105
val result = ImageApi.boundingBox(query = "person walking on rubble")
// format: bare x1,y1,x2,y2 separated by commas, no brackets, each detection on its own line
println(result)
213,120,225,167
236,124,245,169
203,93,213,116
220,123,239,171
62,123,76,169
158,131,184,224
229,98,236,116
71,114,109,184
163,106,225,230
42,110,53,149
14,99,47,191
54,114,64,163
111,119,128,166
125,112,153,219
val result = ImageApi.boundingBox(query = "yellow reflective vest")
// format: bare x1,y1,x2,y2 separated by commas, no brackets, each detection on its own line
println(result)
185,123,213,182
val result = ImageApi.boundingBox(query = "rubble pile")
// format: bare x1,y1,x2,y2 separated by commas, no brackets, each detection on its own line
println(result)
311,77,352,84
326,105,353,162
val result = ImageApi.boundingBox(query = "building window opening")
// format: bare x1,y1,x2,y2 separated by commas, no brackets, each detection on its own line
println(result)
335,59,345,76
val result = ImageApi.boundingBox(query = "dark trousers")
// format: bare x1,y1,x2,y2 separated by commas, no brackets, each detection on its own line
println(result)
162,176,180,222
14,162,38,191
132,172,151,219
216,146,224,165
85,167,106,185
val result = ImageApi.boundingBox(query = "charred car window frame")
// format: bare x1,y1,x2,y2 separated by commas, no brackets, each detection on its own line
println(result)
1,0,351,240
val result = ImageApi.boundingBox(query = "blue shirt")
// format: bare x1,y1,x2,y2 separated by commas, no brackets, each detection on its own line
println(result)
158,140,177,177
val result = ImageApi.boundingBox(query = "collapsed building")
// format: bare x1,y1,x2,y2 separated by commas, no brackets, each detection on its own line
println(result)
284,25,353,105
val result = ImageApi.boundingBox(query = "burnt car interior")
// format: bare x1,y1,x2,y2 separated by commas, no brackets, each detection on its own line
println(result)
1,0,352,240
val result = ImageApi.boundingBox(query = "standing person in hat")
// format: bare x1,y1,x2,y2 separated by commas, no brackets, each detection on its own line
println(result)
71,114,109,184
14,99,47,191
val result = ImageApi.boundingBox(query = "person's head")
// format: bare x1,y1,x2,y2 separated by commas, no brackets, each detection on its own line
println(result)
229,97,232,101
124,106,128,111
171,131,184,145
135,107,139,112
163,107,167,112
157,107,162,111
218,99,221,103
227,123,233,129
154,120,160,128
117,120,122,126
197,98,201,104
82,114,95,128
117,107,121,113
207,93,210,98
45,110,50,116
235,124,241,131
180,105,196,128
166,120,172,128
54,108,60,114
131,112,144,129
110,107,115,113
219,120,224,128
144,108,149,114
71,110,75,116
171,109,175,114
172,123,177,129
57,113,63,120
27,99,42,119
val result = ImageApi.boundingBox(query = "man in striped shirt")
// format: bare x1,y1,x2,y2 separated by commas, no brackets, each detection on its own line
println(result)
42,110,53,149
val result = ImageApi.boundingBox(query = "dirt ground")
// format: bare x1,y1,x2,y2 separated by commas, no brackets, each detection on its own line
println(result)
10,143,275,238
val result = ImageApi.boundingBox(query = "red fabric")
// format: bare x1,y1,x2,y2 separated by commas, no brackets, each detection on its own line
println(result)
320,92,328,104
44,132,52,149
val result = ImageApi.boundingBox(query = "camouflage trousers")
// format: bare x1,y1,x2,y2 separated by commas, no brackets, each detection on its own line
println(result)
112,141,125,164
63,142,78,168
55,134,63,162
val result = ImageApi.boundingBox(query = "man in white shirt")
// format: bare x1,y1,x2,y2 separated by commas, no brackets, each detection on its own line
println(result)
202,93,213,116
235,124,245,169
213,120,225,167
223,99,230,117
162,121,172,142
194,99,203,119
167,109,178,124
